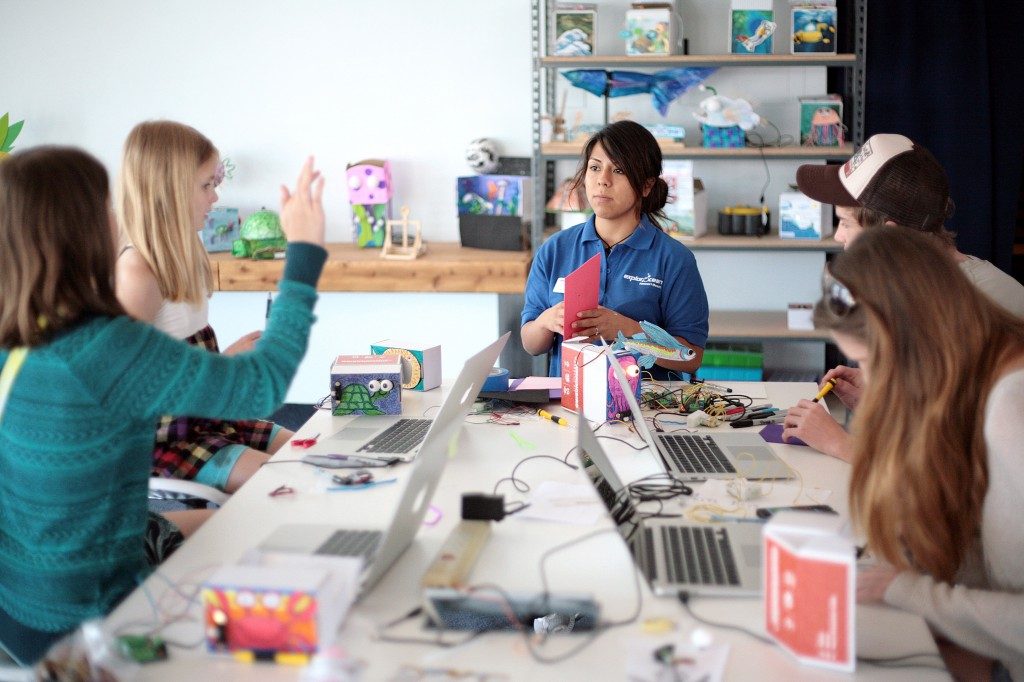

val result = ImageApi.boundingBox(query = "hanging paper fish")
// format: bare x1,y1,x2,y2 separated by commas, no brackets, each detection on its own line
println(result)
612,320,696,369
562,67,717,117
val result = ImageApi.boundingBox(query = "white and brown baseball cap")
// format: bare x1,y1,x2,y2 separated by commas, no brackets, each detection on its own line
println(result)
796,133,952,230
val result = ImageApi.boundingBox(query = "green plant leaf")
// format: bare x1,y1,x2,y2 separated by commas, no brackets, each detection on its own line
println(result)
0,115,9,148
3,120,24,150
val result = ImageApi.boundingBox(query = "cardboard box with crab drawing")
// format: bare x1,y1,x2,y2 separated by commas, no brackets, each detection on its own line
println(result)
330,354,402,416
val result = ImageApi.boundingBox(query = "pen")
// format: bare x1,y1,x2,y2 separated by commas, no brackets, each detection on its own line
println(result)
690,379,733,394
812,378,837,403
537,408,569,426
265,292,272,320
730,415,787,428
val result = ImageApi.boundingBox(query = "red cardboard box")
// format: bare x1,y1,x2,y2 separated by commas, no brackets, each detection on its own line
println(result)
764,511,856,672
561,342,641,423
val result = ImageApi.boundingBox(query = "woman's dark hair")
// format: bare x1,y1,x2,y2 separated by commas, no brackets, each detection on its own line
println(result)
569,120,669,228
0,146,125,347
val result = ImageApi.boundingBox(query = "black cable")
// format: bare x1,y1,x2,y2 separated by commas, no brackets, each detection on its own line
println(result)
492,454,578,495
678,592,775,645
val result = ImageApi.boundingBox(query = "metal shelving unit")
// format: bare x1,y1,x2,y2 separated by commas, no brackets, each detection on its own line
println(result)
529,0,867,253
528,0,866,375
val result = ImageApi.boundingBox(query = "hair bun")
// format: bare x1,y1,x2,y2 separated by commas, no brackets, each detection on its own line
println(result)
647,177,670,211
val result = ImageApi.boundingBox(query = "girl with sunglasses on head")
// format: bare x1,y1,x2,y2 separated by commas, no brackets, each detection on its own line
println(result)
117,121,296,494
0,147,325,664
520,120,709,378
812,227,1024,681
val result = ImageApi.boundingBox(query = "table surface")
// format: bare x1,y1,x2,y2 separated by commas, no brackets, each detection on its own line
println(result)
106,382,949,681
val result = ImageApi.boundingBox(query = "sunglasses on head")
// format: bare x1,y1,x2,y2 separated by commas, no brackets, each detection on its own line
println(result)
821,266,857,316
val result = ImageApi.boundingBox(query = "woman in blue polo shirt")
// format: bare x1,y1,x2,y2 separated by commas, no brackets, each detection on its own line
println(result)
521,120,709,378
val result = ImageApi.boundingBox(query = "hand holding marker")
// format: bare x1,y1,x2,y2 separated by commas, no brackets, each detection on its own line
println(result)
812,378,837,403
537,408,569,427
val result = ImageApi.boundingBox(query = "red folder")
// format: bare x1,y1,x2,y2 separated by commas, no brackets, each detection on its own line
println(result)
562,253,601,340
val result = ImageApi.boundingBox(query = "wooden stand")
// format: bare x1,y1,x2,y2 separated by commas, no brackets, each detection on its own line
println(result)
381,206,426,260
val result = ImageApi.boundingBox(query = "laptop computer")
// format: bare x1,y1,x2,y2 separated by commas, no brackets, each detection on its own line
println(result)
604,345,793,481
576,413,763,597
309,356,468,462
258,332,509,597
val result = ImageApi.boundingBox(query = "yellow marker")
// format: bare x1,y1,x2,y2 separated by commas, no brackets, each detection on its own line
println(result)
812,378,836,403
537,408,569,426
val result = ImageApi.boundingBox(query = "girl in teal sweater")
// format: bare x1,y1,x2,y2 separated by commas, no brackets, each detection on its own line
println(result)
0,147,326,664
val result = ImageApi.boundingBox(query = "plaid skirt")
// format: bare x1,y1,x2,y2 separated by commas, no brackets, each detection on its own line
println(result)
151,325,275,480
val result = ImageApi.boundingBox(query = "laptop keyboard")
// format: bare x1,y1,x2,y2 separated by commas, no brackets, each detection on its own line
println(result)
358,418,431,454
658,434,736,474
646,525,740,586
314,529,383,559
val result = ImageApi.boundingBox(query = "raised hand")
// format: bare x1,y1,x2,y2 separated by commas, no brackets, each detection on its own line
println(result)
279,156,325,246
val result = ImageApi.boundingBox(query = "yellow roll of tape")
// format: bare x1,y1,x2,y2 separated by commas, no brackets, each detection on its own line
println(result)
383,347,421,390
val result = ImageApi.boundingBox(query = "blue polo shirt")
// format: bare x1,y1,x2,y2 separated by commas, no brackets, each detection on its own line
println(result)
521,214,709,377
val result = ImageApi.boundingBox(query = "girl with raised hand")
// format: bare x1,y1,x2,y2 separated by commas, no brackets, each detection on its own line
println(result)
116,121,294,493
0,147,325,664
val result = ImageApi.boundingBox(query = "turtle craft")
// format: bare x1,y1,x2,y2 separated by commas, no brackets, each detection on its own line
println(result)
331,378,396,416
232,207,287,259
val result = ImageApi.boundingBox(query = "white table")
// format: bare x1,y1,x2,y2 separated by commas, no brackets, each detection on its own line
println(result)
105,383,948,680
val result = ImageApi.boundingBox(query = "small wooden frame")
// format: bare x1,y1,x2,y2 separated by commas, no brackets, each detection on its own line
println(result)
381,206,426,260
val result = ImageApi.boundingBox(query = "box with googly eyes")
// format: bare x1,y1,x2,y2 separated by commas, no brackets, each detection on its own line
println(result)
330,354,403,416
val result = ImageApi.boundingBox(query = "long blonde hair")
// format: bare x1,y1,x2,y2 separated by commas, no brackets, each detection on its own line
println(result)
814,227,1024,582
117,121,215,303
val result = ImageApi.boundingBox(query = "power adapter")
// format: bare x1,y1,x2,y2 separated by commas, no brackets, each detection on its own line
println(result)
462,493,506,521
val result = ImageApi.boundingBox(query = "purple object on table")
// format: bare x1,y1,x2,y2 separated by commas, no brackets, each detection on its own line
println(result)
760,422,807,447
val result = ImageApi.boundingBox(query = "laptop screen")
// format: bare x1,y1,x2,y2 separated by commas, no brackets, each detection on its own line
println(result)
576,413,640,545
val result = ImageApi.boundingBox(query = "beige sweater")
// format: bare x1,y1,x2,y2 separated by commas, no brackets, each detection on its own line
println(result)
884,369,1024,679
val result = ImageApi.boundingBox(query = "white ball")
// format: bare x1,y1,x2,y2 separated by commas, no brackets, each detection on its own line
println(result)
465,137,500,174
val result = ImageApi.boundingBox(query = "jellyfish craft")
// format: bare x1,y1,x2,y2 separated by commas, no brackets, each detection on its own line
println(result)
561,67,717,116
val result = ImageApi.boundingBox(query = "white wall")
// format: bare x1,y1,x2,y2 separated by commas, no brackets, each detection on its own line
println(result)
7,0,829,398
7,1,531,401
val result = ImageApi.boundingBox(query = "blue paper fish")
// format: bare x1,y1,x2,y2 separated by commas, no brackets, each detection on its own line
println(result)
561,68,717,116
612,320,696,369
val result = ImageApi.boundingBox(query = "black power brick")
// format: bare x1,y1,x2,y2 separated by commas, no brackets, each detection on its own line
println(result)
461,493,507,521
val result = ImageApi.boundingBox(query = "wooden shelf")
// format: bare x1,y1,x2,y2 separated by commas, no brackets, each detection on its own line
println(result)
541,141,852,159
210,242,530,294
680,235,841,252
539,53,857,68
709,310,830,341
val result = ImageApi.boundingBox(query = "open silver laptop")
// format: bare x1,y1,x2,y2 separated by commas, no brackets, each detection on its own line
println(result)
258,333,509,597
605,345,793,481
577,413,762,597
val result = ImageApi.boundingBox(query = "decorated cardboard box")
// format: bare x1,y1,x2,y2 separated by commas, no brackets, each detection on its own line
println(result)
552,2,597,57
791,2,837,54
561,343,642,423
799,94,844,146
370,340,442,392
779,190,832,239
730,0,776,54
625,4,682,56
202,563,353,655
330,354,402,416
662,161,708,238
201,207,240,253
764,511,856,672
347,159,393,248
456,175,529,217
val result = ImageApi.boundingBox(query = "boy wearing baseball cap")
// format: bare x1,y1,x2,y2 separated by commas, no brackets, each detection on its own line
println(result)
783,134,1024,461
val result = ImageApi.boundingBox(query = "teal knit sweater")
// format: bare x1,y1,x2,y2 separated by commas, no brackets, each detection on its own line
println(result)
0,242,326,634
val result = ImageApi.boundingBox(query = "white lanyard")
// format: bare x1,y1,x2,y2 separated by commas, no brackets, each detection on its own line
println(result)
0,347,28,426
